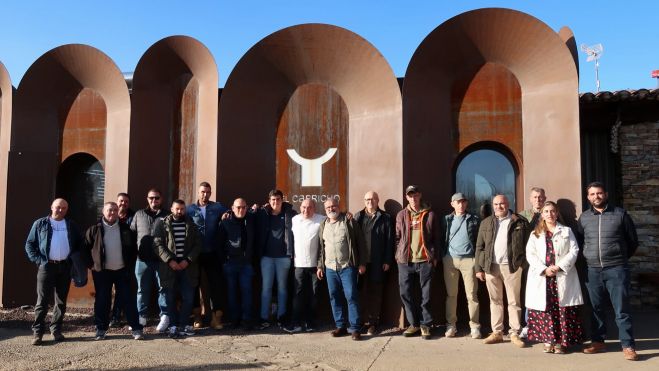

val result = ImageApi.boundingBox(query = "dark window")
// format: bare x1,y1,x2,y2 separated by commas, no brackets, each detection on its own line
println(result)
56,153,105,230
456,149,516,217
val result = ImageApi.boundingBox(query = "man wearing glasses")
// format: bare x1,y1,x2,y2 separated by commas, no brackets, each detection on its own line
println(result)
131,188,171,332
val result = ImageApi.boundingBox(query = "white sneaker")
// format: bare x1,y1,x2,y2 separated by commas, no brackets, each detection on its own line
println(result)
445,324,457,337
156,315,170,333
138,316,147,326
470,328,482,339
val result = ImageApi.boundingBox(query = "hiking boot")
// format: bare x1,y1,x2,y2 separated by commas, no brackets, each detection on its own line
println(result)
444,324,457,337
156,315,170,333
52,331,65,342
94,330,106,341
583,341,606,354
31,334,43,346
210,310,224,330
510,333,526,348
623,347,638,361
132,330,144,340
403,325,420,337
192,308,203,329
470,328,482,339
483,332,504,344
331,328,348,337
182,325,195,336
420,325,431,340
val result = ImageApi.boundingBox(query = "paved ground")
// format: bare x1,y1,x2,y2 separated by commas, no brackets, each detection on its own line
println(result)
1,310,658,370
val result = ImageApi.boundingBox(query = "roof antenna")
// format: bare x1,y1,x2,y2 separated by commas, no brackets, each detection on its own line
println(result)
580,44,604,92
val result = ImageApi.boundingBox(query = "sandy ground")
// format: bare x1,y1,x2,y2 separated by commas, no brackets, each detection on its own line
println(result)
1,309,658,370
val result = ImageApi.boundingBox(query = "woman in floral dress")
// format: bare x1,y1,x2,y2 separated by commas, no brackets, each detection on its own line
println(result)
525,201,583,353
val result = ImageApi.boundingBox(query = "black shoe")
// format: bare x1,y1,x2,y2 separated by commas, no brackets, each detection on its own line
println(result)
109,318,121,328
257,320,271,330
31,334,43,346
283,325,303,334
331,328,348,337
52,332,65,342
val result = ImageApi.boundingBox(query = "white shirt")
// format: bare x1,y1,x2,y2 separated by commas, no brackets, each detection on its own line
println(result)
48,218,70,261
291,213,325,268
493,212,512,265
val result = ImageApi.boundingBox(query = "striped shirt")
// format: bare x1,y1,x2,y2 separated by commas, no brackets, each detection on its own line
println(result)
172,220,187,258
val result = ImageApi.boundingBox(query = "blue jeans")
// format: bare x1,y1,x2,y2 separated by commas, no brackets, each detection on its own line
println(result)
260,256,291,320
325,266,361,333
92,268,142,331
135,259,169,318
224,261,254,323
586,265,635,348
166,270,195,328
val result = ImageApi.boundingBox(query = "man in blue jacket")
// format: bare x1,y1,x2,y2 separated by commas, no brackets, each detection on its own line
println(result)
187,182,228,329
25,198,83,345
579,182,639,361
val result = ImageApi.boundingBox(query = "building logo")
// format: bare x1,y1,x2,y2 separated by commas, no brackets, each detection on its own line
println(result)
286,148,337,187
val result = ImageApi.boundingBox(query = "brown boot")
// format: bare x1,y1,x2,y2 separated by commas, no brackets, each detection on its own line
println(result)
210,310,224,330
583,341,606,354
192,308,203,329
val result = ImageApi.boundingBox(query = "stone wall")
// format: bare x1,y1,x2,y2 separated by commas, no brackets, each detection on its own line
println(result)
620,121,659,308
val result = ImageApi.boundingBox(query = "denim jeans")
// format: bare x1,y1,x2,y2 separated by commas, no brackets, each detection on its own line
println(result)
166,269,195,328
92,268,142,331
398,262,433,327
260,256,291,320
224,261,254,323
325,266,361,333
32,261,71,335
586,265,635,348
135,259,169,318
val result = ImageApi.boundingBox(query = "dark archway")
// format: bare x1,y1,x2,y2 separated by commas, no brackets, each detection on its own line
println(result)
56,153,105,230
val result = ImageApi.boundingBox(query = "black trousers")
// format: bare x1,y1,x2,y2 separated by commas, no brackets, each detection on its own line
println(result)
193,251,225,312
32,262,71,335
291,267,320,327
93,268,142,331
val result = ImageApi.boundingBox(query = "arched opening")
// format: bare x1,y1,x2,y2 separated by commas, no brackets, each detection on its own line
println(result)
56,153,105,230
276,83,348,213
455,145,518,216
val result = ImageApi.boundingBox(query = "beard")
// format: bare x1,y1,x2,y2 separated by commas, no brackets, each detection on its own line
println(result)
327,211,339,219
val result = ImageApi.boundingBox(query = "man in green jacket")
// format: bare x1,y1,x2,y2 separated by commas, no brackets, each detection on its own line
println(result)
153,199,202,338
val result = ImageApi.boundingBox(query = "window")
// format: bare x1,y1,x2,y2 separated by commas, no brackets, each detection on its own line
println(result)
455,149,516,217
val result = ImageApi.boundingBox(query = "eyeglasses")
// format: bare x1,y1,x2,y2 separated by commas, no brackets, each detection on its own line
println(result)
148,196,161,200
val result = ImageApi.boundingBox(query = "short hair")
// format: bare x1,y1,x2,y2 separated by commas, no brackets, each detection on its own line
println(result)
268,189,284,199
530,187,545,194
104,201,118,208
199,181,211,189
172,199,186,206
300,198,316,207
586,181,606,193
117,192,130,200
147,188,162,196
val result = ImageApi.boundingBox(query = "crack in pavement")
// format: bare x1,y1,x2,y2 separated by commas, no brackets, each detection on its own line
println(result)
366,335,393,371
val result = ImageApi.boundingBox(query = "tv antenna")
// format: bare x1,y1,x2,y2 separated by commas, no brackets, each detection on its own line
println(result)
581,44,604,92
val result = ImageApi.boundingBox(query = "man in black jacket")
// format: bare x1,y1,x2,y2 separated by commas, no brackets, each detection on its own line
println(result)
354,191,393,335
579,182,639,361
84,202,144,340
219,198,257,328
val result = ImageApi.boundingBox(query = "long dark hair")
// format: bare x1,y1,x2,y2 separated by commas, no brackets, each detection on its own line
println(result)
533,201,565,238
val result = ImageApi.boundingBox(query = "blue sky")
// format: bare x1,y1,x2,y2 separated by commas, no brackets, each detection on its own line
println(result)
1,0,658,92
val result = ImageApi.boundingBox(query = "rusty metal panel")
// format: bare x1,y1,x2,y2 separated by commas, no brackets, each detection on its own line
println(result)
61,88,107,164
177,77,198,203
452,62,523,162
276,84,348,213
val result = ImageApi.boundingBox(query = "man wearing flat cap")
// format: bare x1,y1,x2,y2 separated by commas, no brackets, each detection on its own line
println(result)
441,193,481,339
395,185,440,340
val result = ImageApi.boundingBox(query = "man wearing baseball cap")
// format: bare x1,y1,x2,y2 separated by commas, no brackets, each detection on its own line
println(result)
395,185,440,340
441,193,481,339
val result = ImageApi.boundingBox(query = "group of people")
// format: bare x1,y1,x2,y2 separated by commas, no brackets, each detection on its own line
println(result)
24,181,639,360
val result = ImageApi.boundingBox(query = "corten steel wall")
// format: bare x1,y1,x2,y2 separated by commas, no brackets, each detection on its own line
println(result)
404,7,580,213
0,62,12,307
1,45,130,307
129,36,218,206
218,24,403,323
218,24,403,212
403,8,580,326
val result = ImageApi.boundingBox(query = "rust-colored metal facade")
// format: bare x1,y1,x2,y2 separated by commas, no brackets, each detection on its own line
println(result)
0,9,587,324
